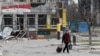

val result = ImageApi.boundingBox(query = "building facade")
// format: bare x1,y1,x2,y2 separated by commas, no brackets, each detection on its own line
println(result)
0,0,67,39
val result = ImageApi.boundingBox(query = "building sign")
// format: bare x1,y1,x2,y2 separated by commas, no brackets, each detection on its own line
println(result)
38,31,50,35
1,3,31,13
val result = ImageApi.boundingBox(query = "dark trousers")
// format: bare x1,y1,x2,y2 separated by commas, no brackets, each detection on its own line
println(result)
63,43,69,53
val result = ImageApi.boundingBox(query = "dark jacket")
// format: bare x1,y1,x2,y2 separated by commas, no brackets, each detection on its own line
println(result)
62,33,70,43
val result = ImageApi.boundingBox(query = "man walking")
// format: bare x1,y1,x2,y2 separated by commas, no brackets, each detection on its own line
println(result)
62,30,70,53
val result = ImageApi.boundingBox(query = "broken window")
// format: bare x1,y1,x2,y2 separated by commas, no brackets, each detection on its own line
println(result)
38,14,47,25
51,18,59,25
27,14,35,25
3,14,13,25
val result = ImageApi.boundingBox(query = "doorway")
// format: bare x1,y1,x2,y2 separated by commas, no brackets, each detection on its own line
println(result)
16,14,24,30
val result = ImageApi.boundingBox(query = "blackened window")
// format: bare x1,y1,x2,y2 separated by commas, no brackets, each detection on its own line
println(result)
51,18,59,25
38,14,47,25
3,14,13,25
27,14,35,25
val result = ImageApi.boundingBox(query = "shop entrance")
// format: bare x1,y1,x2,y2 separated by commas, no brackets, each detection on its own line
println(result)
16,14,24,30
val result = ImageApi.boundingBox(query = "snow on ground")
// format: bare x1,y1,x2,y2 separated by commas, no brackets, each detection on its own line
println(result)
0,38,100,56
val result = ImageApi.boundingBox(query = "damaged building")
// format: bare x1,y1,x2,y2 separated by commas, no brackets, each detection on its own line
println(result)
0,0,66,39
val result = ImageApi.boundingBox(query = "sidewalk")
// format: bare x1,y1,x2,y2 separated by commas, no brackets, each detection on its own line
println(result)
0,38,100,56
74,33,100,54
